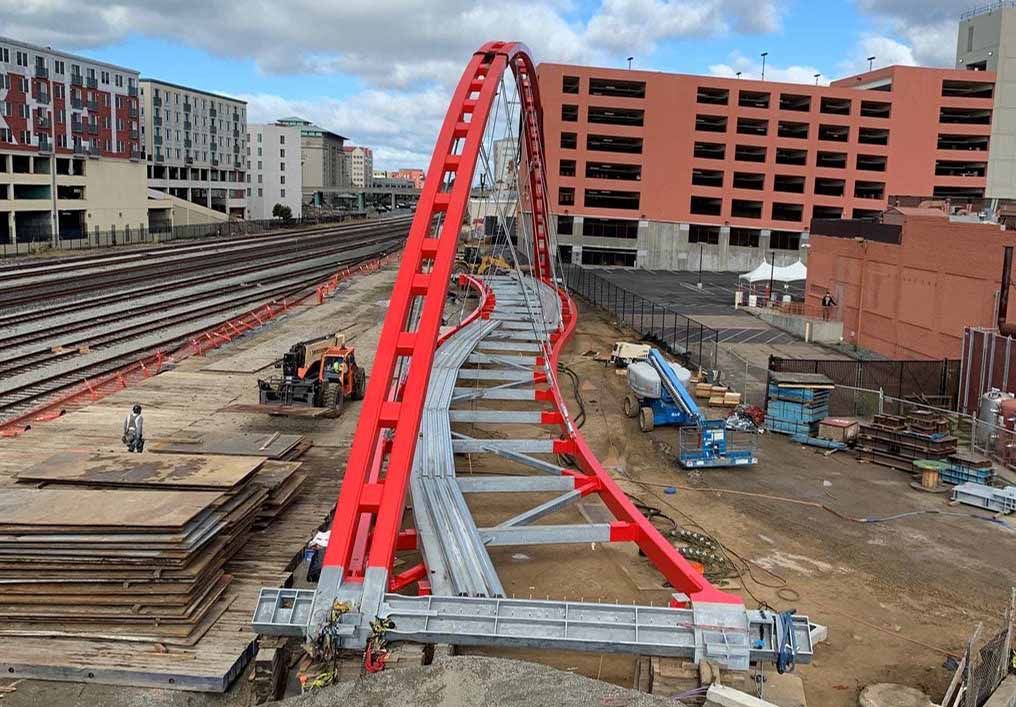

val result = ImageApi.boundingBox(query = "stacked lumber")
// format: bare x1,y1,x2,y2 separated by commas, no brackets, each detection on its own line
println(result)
764,372,834,436
0,451,277,645
857,412,958,471
694,383,741,407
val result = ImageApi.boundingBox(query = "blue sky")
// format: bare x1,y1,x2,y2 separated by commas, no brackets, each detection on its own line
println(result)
3,0,960,169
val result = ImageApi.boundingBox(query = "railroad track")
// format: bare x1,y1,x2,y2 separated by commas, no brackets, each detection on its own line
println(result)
0,217,410,425
0,215,412,309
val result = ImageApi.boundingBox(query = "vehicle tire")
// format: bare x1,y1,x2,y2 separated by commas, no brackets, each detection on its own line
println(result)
623,393,639,418
322,382,340,411
639,406,655,433
353,367,366,400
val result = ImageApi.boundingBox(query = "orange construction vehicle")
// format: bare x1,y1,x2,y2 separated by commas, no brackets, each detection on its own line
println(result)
258,334,366,414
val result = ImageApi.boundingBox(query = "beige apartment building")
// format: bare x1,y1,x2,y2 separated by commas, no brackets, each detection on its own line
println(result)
140,79,248,218
276,117,349,206
345,145,373,187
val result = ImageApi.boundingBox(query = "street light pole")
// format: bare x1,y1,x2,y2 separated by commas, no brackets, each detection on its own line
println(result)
761,51,768,80
867,55,876,71
698,242,704,289
627,56,634,70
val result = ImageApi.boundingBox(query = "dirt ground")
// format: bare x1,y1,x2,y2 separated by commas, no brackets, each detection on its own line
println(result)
2,281,1013,707
531,300,1016,705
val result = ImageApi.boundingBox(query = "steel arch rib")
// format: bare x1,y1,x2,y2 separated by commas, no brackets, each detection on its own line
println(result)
319,41,738,607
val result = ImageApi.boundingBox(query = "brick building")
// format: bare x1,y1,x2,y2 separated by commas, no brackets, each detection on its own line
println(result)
538,14,1000,271
389,168,424,189
805,207,1016,359
0,36,149,243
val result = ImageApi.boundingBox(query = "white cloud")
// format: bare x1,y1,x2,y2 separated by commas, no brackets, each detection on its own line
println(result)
4,0,783,85
852,1,958,67
709,52,828,85
240,89,450,171
586,0,782,55
836,34,916,75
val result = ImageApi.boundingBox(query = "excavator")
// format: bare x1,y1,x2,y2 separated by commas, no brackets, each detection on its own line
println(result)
453,243,514,277
257,334,366,415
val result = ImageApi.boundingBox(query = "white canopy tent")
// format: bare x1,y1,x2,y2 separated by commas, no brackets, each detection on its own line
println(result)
739,259,807,284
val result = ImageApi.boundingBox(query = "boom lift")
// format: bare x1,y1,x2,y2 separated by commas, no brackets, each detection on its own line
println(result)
624,348,757,468
257,334,366,414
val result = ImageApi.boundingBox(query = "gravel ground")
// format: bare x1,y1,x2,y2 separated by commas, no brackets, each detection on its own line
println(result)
270,656,685,707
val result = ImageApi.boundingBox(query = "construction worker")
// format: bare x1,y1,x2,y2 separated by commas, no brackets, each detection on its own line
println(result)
821,291,837,321
122,404,145,453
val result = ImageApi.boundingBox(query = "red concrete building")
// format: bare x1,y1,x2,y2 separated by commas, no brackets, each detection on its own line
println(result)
805,207,1016,359
538,62,995,270
390,168,425,190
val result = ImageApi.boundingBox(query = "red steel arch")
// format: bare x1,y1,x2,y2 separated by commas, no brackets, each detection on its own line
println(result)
319,41,738,607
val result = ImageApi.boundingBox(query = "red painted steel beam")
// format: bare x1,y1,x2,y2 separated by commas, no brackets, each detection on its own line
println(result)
321,44,521,581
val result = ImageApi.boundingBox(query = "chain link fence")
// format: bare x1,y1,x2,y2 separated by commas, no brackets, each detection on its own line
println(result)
942,589,1015,707
563,265,720,372
769,356,961,413
0,212,370,260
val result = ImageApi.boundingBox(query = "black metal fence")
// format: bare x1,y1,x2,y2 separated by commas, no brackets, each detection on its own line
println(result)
563,265,720,371
769,356,962,414
0,213,368,260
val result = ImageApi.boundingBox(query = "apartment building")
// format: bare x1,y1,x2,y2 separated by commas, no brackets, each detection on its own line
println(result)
345,146,373,188
540,25,998,270
246,122,303,220
276,117,349,206
140,79,248,218
0,37,149,243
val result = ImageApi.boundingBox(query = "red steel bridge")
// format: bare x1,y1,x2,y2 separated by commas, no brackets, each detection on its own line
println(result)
253,42,813,670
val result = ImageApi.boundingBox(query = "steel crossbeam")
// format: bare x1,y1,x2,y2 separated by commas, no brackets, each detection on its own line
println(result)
378,595,813,670
456,476,578,493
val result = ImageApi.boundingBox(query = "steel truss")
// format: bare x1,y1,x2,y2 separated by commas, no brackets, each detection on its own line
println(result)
252,41,813,669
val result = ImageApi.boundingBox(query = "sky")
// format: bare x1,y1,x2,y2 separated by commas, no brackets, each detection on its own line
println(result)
1,0,965,171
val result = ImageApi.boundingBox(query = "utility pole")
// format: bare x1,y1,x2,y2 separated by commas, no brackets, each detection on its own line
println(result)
760,51,768,80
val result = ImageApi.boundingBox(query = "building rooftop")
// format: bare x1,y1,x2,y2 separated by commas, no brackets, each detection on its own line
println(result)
139,78,246,104
0,35,138,75
276,116,348,141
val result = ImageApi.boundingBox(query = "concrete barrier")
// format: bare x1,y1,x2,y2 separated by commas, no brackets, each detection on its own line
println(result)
748,308,843,344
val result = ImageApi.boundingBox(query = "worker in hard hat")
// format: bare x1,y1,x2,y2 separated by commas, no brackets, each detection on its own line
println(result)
122,404,145,452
